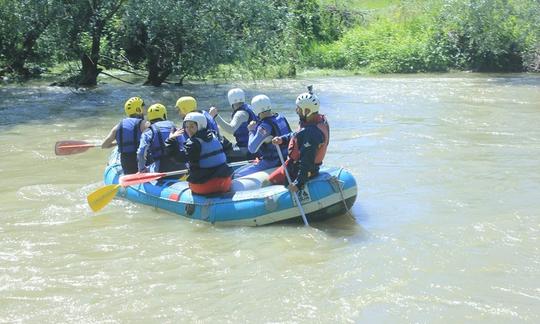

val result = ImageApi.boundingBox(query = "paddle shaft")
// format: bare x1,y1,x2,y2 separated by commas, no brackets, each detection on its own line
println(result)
149,160,252,179
55,140,102,155
119,159,254,187
59,144,100,149
274,144,309,226
158,169,189,177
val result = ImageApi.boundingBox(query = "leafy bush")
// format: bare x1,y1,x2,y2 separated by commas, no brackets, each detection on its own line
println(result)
304,0,540,73
307,13,449,73
2,0,539,82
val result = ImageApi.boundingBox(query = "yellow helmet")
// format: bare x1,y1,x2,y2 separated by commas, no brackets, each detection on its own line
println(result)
147,103,167,121
175,96,197,115
124,97,144,117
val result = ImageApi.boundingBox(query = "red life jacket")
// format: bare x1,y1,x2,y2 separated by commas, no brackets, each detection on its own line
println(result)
288,114,329,165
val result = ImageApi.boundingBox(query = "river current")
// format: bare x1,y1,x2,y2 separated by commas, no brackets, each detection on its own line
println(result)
1,73,539,322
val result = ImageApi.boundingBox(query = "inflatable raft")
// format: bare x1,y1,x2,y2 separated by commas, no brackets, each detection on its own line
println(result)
104,150,357,226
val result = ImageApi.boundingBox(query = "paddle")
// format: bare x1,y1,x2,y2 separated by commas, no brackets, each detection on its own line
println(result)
87,171,187,212
119,169,189,187
87,160,253,212
87,171,188,212
87,184,121,212
55,140,101,155
274,144,309,226
118,160,252,186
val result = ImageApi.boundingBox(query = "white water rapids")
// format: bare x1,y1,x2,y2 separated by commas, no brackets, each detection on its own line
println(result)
1,73,539,322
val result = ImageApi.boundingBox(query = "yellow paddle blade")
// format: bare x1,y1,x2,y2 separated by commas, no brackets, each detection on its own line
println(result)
87,184,121,212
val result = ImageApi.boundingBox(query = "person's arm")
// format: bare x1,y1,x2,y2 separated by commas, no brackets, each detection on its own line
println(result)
139,120,150,132
137,130,152,172
271,131,294,146
292,128,323,189
248,123,272,154
214,111,249,136
279,131,294,144
165,139,185,163
165,128,189,162
101,124,119,148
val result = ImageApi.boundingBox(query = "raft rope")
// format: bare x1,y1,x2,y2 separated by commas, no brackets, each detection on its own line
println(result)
127,168,355,221
334,168,355,220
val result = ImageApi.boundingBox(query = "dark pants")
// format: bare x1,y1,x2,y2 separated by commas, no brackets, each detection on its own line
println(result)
225,145,257,163
120,152,138,175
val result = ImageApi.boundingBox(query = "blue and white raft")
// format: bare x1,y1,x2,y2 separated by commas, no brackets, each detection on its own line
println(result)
104,151,357,226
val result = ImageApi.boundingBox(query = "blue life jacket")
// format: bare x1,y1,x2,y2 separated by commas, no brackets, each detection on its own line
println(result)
259,113,291,161
116,117,143,153
148,120,175,161
232,104,257,147
179,132,188,151
194,133,227,168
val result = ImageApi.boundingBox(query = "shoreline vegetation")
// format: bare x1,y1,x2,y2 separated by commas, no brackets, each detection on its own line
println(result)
1,0,539,87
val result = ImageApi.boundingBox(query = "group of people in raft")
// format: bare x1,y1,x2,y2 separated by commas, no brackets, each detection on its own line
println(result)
101,87,329,196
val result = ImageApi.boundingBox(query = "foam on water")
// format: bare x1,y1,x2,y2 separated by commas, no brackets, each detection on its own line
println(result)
1,74,539,322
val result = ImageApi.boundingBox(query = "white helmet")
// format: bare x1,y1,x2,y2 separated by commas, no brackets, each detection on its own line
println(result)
183,112,207,131
251,94,272,115
296,92,320,115
227,88,245,105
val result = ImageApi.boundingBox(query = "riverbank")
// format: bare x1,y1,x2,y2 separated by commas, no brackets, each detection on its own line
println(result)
4,64,539,90
2,0,538,87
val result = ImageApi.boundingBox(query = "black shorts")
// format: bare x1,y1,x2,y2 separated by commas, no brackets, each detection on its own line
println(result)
120,152,138,175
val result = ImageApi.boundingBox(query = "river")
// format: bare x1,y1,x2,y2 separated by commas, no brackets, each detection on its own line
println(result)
1,73,539,322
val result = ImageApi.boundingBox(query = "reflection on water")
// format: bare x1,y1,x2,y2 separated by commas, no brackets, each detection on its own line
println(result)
1,74,540,322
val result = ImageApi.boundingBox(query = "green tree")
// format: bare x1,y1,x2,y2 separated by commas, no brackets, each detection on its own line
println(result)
51,0,126,86
0,0,62,78
120,0,300,85
435,0,534,71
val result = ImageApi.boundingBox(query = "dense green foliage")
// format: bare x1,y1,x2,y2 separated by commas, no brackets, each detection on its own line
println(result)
0,0,325,85
0,0,63,77
306,0,540,73
0,0,539,86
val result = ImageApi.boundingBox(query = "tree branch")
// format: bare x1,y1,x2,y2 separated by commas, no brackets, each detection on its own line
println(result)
99,71,134,84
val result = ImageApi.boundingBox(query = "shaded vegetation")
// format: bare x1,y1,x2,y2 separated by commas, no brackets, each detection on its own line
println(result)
0,0,539,87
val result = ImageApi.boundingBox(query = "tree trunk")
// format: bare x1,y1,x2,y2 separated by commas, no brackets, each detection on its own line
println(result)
78,23,103,86
144,68,171,86
287,63,297,77
79,53,102,86
10,29,43,79
10,61,31,79
144,51,171,86
177,74,186,86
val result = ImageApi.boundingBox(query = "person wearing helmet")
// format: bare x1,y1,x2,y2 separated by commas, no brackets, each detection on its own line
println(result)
101,97,150,174
136,103,184,173
175,96,221,136
176,95,233,155
268,86,330,192
208,88,258,162
165,112,233,195
233,94,292,178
